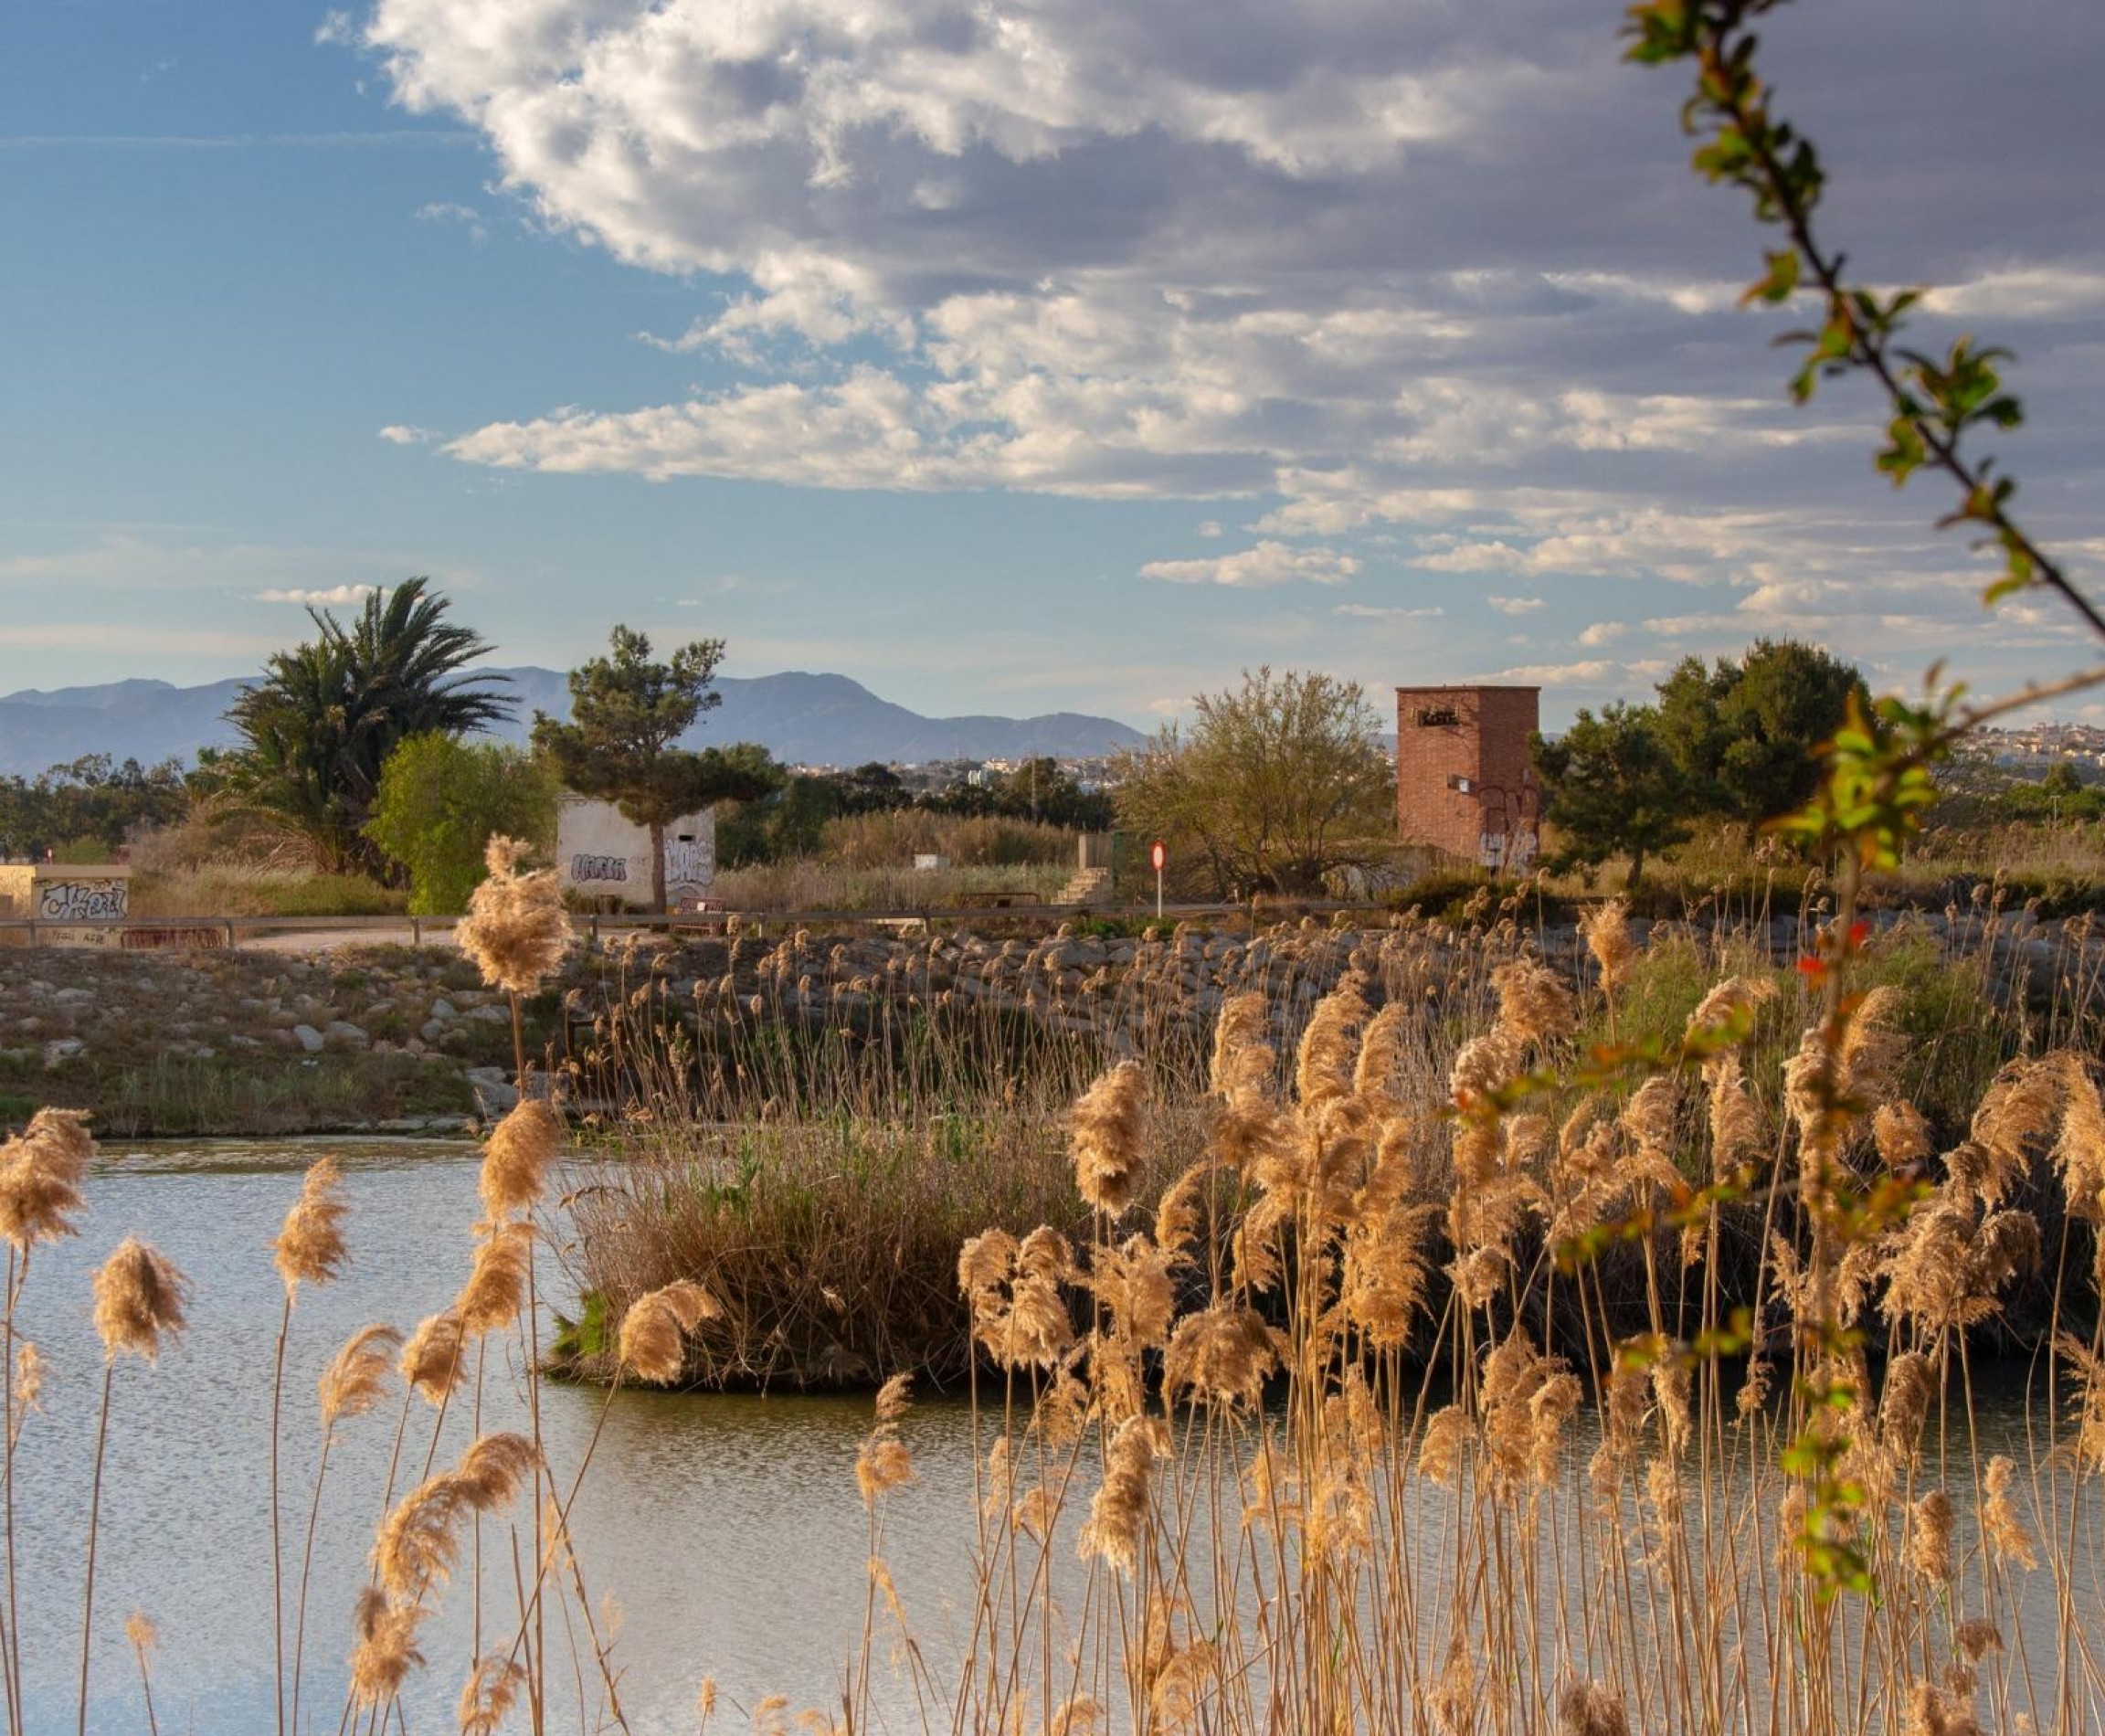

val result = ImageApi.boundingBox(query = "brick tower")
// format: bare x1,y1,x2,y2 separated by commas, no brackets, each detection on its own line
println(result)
1393,685,1541,873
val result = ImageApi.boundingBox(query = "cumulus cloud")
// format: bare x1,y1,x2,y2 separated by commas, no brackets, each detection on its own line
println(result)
378,424,437,445
415,199,488,242
1487,657,1673,687
1578,621,1627,647
1487,596,1546,616
341,0,2105,698
1140,542,1361,588
1333,602,1443,619
256,585,379,605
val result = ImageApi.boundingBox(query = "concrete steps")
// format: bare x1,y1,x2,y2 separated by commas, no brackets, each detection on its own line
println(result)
1054,866,1113,906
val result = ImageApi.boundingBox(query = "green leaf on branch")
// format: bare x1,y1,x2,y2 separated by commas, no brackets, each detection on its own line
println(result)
1740,248,1800,306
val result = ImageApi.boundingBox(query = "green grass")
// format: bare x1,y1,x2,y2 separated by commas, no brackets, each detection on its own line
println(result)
8,1050,473,1137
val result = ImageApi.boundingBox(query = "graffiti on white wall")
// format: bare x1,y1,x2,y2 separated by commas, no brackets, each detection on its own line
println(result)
555,796,715,907
36,880,128,922
665,836,714,889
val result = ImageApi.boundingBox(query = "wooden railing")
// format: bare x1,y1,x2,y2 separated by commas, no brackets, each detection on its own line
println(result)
0,899,1335,951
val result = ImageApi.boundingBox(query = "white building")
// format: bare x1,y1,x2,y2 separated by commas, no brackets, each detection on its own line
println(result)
555,794,715,909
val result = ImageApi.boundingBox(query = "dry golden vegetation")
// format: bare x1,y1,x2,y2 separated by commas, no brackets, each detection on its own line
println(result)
8,849,2105,1733
803,907,2105,1734
557,894,2105,1393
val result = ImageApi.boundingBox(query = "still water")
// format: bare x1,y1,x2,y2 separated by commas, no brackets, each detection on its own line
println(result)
16,1141,983,1734
15,1142,2103,1734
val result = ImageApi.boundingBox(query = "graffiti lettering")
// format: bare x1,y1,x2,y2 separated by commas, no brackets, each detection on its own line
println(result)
665,838,714,888
36,881,128,922
1478,830,1539,874
569,854,629,884
121,926,226,951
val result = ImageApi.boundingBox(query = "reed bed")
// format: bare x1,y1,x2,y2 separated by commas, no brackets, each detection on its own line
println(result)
560,894,2105,1392
799,905,2105,1735
9,849,2105,1732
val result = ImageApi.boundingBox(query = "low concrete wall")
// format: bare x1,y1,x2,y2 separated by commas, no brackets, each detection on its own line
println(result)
0,864,133,930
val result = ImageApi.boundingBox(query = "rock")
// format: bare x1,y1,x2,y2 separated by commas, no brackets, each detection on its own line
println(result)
292,1024,326,1053
463,1065,519,1114
428,999,458,1021
40,1037,84,1067
466,1004,511,1025
419,1019,447,1043
323,1021,370,1051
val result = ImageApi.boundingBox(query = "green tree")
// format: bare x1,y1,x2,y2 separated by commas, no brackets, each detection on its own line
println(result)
0,756,190,862
715,765,834,868
1656,639,1867,829
1113,667,1394,896
1530,703,1693,889
224,579,511,873
364,735,558,915
531,626,784,910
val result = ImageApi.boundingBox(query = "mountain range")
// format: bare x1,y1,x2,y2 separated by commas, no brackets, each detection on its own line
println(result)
0,669,1147,778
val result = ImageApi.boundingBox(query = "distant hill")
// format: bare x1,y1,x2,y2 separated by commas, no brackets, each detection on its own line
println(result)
0,668,1146,777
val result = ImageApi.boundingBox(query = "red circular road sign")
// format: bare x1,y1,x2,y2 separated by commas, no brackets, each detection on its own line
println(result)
1150,840,1166,873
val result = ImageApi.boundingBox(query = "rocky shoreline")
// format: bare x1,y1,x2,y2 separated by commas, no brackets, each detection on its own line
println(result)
2,903,2089,1135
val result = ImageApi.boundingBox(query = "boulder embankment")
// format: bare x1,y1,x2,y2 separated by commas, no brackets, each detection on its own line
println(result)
2,903,2088,1135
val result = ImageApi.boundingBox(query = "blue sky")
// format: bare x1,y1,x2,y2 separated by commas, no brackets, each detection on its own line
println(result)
4,0,2102,730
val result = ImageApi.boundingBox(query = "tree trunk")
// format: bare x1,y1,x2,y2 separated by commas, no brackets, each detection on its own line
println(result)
649,820,667,914
1624,847,1645,892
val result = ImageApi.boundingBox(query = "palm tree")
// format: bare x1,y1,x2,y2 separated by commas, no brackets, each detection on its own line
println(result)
225,579,513,873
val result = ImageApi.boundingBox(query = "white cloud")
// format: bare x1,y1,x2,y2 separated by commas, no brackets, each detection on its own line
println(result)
255,585,378,605
1921,266,2105,321
378,424,437,445
1332,602,1443,619
339,0,2105,715
1140,542,1361,588
1578,620,1627,647
1486,657,1672,687
415,199,488,242
1487,595,1545,616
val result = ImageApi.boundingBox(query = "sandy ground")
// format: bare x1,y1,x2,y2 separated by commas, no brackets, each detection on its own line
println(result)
237,925,460,954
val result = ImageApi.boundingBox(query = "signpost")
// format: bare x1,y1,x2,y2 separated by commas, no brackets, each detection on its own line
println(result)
1150,839,1166,920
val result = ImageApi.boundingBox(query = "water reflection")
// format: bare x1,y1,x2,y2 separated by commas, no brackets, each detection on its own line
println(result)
17,1141,977,1734
13,1142,2102,1732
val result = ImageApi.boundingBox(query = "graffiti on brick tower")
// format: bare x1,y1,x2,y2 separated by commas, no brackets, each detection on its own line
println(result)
1394,685,1542,873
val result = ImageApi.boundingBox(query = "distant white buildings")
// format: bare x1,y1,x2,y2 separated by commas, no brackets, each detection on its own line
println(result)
555,794,715,909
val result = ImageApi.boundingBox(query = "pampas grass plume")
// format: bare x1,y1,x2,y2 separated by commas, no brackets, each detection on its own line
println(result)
457,835,571,997
480,1098,563,1219
1163,1304,1280,1408
1559,1679,1631,1736
274,1156,349,1294
401,1309,468,1405
458,1656,525,1736
1581,899,1634,994
1078,1414,1168,1572
348,1587,426,1707
0,1106,94,1249
1071,1060,1146,1215
91,1236,188,1362
320,1323,403,1426
456,1219,533,1337
618,1279,719,1384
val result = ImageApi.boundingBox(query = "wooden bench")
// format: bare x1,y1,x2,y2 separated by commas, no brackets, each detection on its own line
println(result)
669,898,735,936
